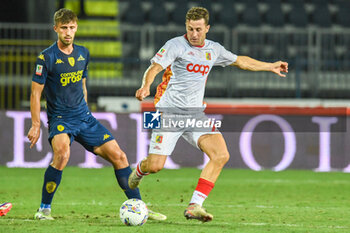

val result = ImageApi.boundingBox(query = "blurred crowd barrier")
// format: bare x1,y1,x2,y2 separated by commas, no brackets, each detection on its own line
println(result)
1,108,350,171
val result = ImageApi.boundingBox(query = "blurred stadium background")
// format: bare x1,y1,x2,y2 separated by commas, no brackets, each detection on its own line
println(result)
2,2,350,229
1,0,350,111
1,0,350,171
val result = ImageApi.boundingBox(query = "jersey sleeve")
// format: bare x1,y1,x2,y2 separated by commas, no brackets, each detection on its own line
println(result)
32,53,49,84
150,41,180,69
83,49,90,79
214,43,237,67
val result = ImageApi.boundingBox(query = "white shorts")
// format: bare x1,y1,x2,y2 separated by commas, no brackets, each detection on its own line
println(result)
148,130,221,155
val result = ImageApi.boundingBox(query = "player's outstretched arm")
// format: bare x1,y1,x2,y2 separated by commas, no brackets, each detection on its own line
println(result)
135,63,163,101
27,81,44,148
232,56,288,77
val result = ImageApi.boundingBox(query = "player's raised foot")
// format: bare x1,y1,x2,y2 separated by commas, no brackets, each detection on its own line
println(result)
34,208,54,220
0,202,12,216
128,169,142,189
148,210,167,221
184,203,213,222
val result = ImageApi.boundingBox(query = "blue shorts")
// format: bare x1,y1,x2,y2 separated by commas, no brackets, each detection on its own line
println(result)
48,114,115,154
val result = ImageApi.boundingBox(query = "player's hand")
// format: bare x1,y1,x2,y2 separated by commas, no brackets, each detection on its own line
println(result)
27,126,40,149
271,61,288,77
135,87,150,101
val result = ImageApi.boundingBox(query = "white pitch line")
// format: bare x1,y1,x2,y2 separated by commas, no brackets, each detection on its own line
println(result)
239,222,348,229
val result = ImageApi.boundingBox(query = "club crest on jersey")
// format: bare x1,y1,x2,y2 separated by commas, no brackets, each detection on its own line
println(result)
206,52,211,60
68,57,75,67
35,65,43,76
55,59,64,64
77,55,85,61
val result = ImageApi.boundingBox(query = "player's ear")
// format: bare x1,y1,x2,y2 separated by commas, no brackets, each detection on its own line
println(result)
206,24,210,33
53,25,57,32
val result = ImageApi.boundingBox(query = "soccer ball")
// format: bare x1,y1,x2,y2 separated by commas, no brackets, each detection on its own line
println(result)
119,199,148,226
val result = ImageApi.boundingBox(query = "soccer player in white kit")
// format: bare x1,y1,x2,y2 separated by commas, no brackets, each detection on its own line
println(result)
129,7,288,222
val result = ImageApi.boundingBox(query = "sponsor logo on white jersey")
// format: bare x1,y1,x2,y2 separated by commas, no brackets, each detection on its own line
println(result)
186,63,210,76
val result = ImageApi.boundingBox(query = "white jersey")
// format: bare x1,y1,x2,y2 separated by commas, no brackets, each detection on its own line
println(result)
151,35,237,111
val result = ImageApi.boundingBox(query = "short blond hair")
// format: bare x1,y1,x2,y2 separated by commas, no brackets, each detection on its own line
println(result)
186,7,209,25
54,8,78,25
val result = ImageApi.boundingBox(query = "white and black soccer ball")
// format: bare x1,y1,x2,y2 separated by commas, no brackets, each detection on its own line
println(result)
119,198,148,226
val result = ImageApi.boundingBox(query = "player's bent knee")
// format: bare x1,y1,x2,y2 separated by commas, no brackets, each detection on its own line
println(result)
52,150,70,169
114,149,127,160
53,145,70,160
54,153,69,163
212,152,230,167
109,150,128,166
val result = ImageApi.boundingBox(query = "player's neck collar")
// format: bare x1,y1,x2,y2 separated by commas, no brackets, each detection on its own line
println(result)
56,41,74,55
184,34,205,48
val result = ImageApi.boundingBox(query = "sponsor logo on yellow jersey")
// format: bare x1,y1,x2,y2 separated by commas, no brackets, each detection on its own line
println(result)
60,70,83,86
38,54,45,61
77,55,85,61
55,59,64,64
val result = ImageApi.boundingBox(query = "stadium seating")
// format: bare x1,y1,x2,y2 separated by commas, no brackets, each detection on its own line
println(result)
64,0,123,80
122,0,144,25
88,62,123,78
336,3,350,27
216,1,237,28
117,0,350,35
312,4,332,27
288,3,308,27
149,2,169,25
286,0,305,8
77,41,122,58
77,20,120,37
3,0,350,110
265,1,285,27
310,0,328,7
195,0,213,14
171,0,189,25
84,0,118,17
242,1,261,27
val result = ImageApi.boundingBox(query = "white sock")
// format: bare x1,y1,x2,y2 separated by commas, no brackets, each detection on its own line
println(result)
136,161,149,178
190,190,207,206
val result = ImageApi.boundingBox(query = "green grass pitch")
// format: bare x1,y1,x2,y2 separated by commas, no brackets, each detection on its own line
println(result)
1,167,350,232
